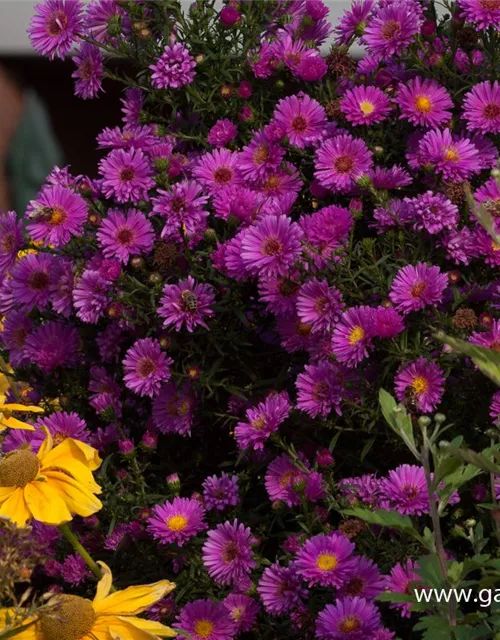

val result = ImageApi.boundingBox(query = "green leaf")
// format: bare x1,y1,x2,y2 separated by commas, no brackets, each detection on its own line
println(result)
416,554,446,589
436,333,500,387
341,507,420,539
446,446,500,475
379,388,418,457
413,615,452,639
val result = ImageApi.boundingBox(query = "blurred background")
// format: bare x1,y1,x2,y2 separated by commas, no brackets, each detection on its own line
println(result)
0,0,352,214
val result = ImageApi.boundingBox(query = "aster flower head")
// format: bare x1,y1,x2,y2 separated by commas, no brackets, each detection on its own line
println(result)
121,87,143,127
11,253,55,311
457,0,500,29
175,600,235,640
389,263,448,314
238,131,285,183
28,0,84,59
384,559,421,617
85,0,128,43
331,306,374,368
380,464,430,516
26,184,88,246
372,306,405,339
24,321,80,373
72,42,104,99
97,208,154,264
73,269,111,324
362,0,423,60
202,472,239,511
207,119,238,148
407,191,459,235
273,93,326,149
295,532,356,588
61,553,90,586
150,39,197,89
202,519,256,586
339,474,382,508
152,382,196,436
340,85,391,126
234,391,291,451
339,555,385,600
300,205,353,267
296,361,345,418
152,180,209,240
265,454,324,507
369,165,412,190
417,129,481,182
0,212,23,276
147,497,206,546
36,411,90,445
335,0,375,44
193,148,241,194
316,596,381,640
123,338,173,398
296,279,344,333
98,148,154,203
158,276,215,332
396,77,453,128
1,310,33,367
463,81,500,134
223,594,259,633
257,562,308,615
470,320,500,350
315,134,373,193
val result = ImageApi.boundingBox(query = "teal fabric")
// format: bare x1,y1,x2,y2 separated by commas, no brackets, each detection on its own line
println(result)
7,90,64,217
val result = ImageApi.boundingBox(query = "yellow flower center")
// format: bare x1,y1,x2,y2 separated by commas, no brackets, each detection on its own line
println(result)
40,595,96,640
177,400,191,417
492,241,500,252
338,615,362,634
359,100,375,115
348,326,365,345
316,553,338,571
251,415,266,430
415,95,432,113
0,450,40,487
412,376,428,395
48,207,68,226
443,147,460,162
194,619,214,638
231,606,244,621
166,515,189,531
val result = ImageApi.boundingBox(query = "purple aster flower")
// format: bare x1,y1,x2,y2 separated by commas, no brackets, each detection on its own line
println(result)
1,428,44,454
207,119,238,148
28,0,84,60
174,600,235,640
362,1,423,60
406,192,459,235
158,276,215,332
331,306,374,368
152,180,209,241
60,553,90,586
72,42,104,99
316,596,381,640
369,165,412,190
202,519,256,586
73,269,111,324
10,253,55,311
234,391,291,451
147,596,176,622
98,148,154,203
193,148,241,194
335,1,375,44
296,279,344,333
373,629,396,640
416,129,481,182
439,228,475,266
36,411,90,445
384,559,421,617
371,199,412,234
257,562,308,615
296,361,345,418
339,556,385,600
50,258,74,317
394,358,445,413
295,532,356,588
97,125,157,151
223,594,259,633
97,208,154,264
300,205,353,268
380,465,429,516
239,131,285,183
457,0,500,29
202,472,239,512
123,338,173,398
294,50,328,82
273,93,326,149
147,497,206,546
257,165,302,206
265,454,325,507
396,77,453,128
463,81,500,134
150,39,197,89
372,306,405,339
85,0,128,42
0,212,22,276
1,310,33,367
258,272,300,316
340,85,392,126
96,323,125,363
470,320,500,349
389,263,448,314
315,134,373,193
121,87,143,128
338,474,382,508
26,184,88,246
240,214,303,278
152,382,196,436
24,321,80,373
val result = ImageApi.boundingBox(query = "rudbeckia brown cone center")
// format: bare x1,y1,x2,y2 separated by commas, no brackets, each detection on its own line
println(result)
0,450,40,487
40,596,96,640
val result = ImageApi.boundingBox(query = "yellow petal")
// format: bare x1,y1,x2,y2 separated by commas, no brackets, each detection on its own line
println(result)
41,438,101,474
117,616,177,638
1,416,35,431
93,581,175,616
68,438,102,471
42,457,101,494
0,486,17,504
92,616,161,640
37,432,53,460
43,472,102,517
23,480,72,525
0,487,31,527
0,404,44,413
94,562,114,603
0,608,38,639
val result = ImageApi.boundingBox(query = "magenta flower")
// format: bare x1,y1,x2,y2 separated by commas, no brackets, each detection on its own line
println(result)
152,382,195,436
406,192,459,235
257,562,308,615
121,87,143,128
98,148,154,203
389,263,448,315
234,391,291,451
384,559,421,617
362,1,422,60
25,321,80,373
340,85,391,126
0,212,23,277
73,269,111,324
11,253,55,311
394,358,445,414
202,519,256,586
193,148,241,193
315,134,373,193
72,42,104,99
36,411,90,444
331,306,374,368
416,129,481,182
338,474,382,508
339,556,385,600
300,205,353,268
147,497,206,546
265,454,325,507
28,0,84,59
335,1,375,44
123,338,173,398
463,81,500,134
223,594,259,633
207,119,238,147
316,596,381,640
258,272,300,316
396,77,453,128
175,600,235,640
97,208,154,263
1,311,33,368
369,165,412,190
150,39,197,89
202,472,239,512
296,361,345,418
158,275,215,332
490,390,500,425
372,306,405,339
273,93,326,149
61,553,90,586
380,464,429,516
296,279,344,333
152,180,209,240
470,320,500,349
295,532,356,588
240,214,303,277
457,0,500,29
238,131,285,183
85,0,128,43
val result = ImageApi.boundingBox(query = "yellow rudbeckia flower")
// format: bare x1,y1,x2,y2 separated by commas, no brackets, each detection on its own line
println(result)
0,563,176,640
0,402,44,431
0,433,102,527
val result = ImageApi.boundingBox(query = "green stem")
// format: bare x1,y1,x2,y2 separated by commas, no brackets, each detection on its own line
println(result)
59,523,112,587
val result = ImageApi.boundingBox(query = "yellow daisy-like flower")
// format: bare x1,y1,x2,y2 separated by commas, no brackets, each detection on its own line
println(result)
0,433,102,527
0,402,44,431
1,563,176,640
